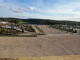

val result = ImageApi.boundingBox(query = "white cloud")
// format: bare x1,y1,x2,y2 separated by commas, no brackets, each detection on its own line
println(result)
10,7,22,13
10,6,34,12
21,8,25,10
45,8,73,14
33,2,80,15
25,7,34,11
0,0,80,22
26,9,29,11
27,7,34,11
0,4,3,7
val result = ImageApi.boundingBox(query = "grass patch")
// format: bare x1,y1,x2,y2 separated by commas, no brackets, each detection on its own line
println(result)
19,22,29,24
0,34,37,37
35,26,44,33
38,33,46,35
47,26,76,33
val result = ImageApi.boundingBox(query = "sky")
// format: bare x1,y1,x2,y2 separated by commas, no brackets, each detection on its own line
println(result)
0,0,80,22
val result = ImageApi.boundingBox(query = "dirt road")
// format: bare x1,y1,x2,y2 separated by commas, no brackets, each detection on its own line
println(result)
0,25,80,58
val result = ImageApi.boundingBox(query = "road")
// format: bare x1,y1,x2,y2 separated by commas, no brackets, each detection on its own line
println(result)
0,25,80,58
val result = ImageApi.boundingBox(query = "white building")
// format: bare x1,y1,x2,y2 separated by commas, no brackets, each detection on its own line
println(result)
0,20,8,24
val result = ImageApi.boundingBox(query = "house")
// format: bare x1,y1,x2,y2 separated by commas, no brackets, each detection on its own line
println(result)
0,20,8,24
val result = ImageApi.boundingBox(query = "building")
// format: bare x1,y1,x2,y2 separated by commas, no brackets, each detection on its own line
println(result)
0,20,8,24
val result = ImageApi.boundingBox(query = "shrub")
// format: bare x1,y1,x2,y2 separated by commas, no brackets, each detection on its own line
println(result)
1,30,4,33
67,29,73,32
25,26,35,32
22,29,24,33
21,26,22,29
74,30,77,33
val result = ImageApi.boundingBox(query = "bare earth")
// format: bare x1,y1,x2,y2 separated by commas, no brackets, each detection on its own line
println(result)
0,25,80,58
37,25,66,34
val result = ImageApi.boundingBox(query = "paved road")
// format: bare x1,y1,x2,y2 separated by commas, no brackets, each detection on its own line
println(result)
37,25,66,34
0,25,80,58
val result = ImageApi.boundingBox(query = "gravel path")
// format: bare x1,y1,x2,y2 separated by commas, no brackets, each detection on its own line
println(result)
37,25,66,34
0,25,80,58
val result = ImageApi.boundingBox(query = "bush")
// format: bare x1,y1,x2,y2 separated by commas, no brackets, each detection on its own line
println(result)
74,30,77,33
25,26,35,32
67,29,73,32
1,30,4,33
21,26,22,29
0,28,22,35
22,29,24,33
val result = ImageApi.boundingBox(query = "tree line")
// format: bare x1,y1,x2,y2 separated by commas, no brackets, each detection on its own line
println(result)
0,18,79,25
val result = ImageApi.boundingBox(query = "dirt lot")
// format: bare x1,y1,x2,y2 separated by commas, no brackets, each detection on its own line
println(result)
37,25,66,34
0,25,80,58
0,55,80,60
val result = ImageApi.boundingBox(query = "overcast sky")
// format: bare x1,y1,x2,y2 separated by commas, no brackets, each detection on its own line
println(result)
0,0,80,22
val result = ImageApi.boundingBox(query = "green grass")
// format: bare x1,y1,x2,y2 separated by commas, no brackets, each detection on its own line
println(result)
47,26,69,33
35,26,44,33
19,22,28,24
0,34,37,37
38,33,46,35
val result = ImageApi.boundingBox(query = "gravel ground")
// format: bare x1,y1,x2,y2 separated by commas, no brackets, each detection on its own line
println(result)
0,25,80,58
37,25,66,34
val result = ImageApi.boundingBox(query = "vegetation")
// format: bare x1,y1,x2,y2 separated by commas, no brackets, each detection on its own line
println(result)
0,18,79,25
0,34,37,37
0,28,22,35
0,18,23,24
25,25,35,32
22,29,24,33
19,22,28,24
49,25,77,33
35,26,44,32
74,30,77,33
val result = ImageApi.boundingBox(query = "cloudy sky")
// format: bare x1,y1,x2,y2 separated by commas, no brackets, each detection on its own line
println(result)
0,0,80,21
